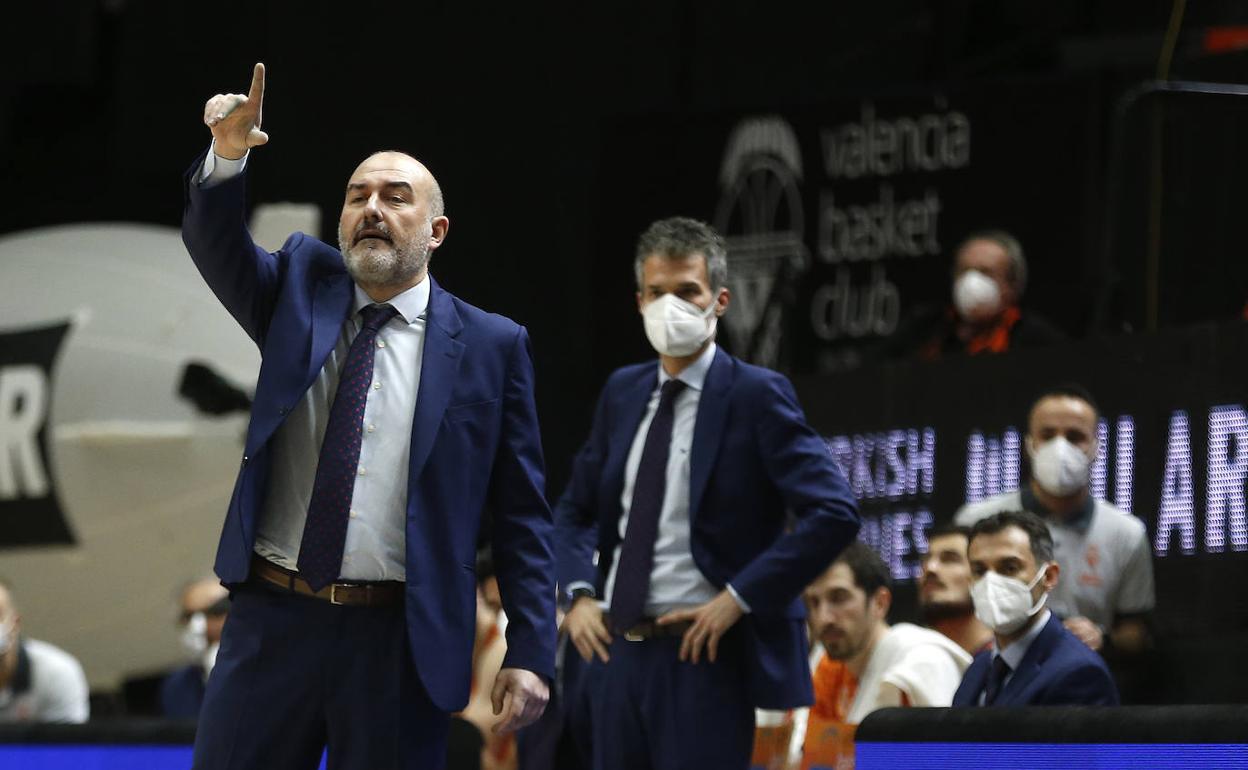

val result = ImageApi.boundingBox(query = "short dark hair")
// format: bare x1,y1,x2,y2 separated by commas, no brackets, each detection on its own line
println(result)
834,541,892,598
968,510,1055,564
1029,382,1100,423
926,522,971,544
634,217,728,292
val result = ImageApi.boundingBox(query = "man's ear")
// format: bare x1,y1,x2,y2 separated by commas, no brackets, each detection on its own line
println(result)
871,586,892,620
1042,561,1060,592
636,291,645,314
714,286,731,315
428,216,450,250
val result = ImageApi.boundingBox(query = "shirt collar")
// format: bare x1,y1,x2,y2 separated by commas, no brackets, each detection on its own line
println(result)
657,342,717,393
352,275,431,325
995,608,1051,671
1020,485,1096,534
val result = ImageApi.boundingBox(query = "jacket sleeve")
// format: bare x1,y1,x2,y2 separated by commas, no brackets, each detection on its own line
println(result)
729,371,860,614
181,149,283,346
553,381,613,596
488,326,558,681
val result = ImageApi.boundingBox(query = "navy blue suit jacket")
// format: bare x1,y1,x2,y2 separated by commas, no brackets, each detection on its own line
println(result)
952,614,1120,706
554,348,860,709
181,152,557,712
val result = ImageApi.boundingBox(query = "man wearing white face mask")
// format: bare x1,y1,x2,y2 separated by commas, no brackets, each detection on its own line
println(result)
883,230,1065,362
161,578,230,719
0,578,89,723
955,385,1154,661
953,511,1118,706
554,217,860,770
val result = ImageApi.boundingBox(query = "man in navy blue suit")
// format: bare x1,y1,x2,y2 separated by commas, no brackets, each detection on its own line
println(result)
953,510,1119,707
554,217,860,770
182,64,556,769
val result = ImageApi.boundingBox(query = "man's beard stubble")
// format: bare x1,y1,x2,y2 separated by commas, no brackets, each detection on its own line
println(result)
920,598,975,624
338,221,431,289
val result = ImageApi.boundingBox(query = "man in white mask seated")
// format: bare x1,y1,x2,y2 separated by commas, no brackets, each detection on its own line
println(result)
953,510,1118,706
882,230,1065,362
954,385,1153,659
161,578,230,719
0,578,89,723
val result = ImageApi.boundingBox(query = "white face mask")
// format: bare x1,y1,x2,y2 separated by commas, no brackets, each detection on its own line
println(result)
953,270,1001,319
971,564,1050,635
642,293,718,357
180,612,208,658
1028,436,1092,497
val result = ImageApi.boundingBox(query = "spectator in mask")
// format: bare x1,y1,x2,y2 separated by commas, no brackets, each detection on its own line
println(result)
0,578,89,723
884,230,1065,361
953,511,1118,706
918,524,993,656
161,578,230,719
954,384,1154,660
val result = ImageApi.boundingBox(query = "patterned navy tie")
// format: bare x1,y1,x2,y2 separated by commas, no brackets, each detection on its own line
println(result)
610,378,687,632
297,303,398,591
984,655,1012,705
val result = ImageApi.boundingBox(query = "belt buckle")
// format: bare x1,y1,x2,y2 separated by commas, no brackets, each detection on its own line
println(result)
329,584,346,606
623,626,646,642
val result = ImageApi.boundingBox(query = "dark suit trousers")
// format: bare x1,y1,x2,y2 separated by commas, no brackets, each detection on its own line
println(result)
589,628,754,770
192,583,449,770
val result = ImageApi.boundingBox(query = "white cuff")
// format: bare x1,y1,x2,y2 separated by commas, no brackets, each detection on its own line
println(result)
565,581,596,601
199,140,249,186
726,583,752,614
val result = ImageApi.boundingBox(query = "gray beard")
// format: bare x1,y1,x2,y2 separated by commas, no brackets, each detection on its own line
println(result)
338,226,431,289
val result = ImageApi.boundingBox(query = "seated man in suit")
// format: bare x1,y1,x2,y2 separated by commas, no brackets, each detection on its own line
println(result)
953,510,1119,706
555,216,860,770
160,577,230,719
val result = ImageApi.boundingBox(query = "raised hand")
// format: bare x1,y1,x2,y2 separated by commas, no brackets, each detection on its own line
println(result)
203,63,268,160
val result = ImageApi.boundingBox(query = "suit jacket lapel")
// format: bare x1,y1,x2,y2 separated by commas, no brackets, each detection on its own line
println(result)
689,348,733,520
601,367,658,529
306,273,353,388
1001,614,1059,704
408,279,465,481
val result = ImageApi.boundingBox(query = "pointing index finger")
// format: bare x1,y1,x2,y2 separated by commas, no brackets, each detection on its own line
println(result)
247,62,265,105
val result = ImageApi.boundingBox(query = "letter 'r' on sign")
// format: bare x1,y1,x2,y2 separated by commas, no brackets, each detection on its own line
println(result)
0,365,50,500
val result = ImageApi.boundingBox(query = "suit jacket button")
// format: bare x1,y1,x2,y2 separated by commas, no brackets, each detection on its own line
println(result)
241,456,249,466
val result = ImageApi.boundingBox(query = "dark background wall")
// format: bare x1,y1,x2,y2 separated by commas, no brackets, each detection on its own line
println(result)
4,0,1246,494
3,1,1248,703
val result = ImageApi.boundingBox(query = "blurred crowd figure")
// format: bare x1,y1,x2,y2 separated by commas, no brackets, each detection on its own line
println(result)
955,385,1155,674
791,543,970,767
952,511,1119,707
0,578,88,723
918,524,993,656
160,578,230,720
885,230,1066,361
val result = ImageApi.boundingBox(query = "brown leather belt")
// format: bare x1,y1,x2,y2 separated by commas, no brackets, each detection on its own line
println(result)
608,616,694,641
249,555,404,607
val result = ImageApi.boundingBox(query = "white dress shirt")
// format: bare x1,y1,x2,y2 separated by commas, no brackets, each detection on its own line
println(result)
601,342,746,616
196,145,426,581
253,283,428,581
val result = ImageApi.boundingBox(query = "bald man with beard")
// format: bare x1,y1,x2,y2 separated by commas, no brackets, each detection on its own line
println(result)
181,64,556,770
